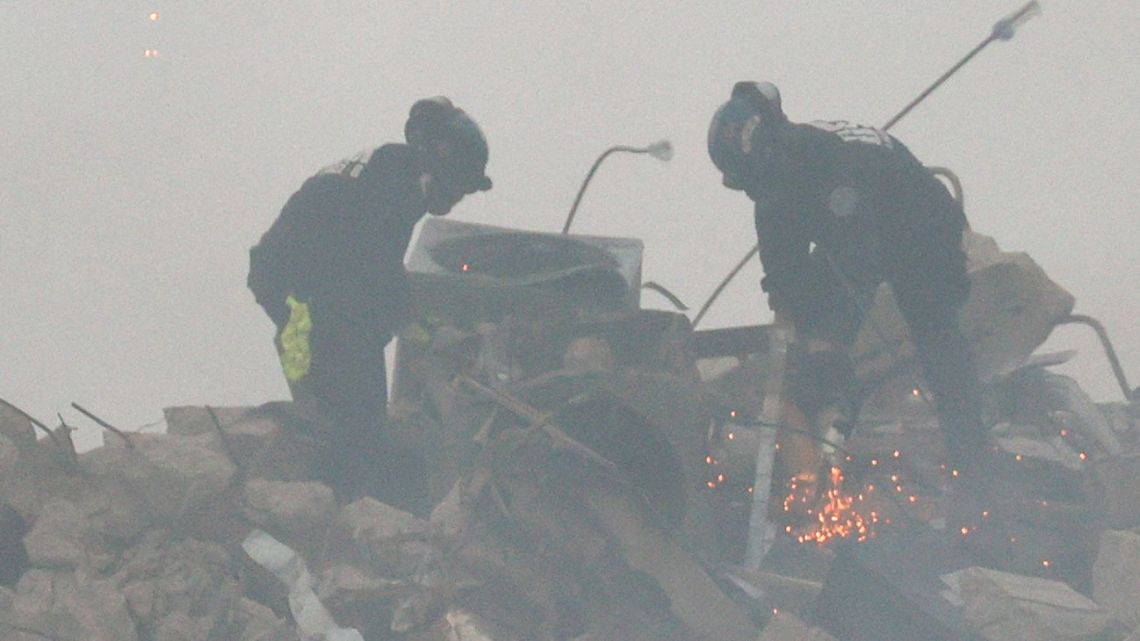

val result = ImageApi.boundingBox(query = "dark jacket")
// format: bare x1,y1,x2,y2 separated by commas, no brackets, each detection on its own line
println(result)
248,144,427,334
748,121,969,341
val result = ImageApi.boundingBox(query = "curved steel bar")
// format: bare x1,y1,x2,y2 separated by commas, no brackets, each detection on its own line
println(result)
1056,314,1135,401
561,145,646,235
692,244,759,328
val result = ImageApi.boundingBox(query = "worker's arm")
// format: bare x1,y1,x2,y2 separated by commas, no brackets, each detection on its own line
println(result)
753,194,816,324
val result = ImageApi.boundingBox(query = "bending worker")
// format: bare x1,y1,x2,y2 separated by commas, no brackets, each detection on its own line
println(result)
707,81,986,514
248,96,492,506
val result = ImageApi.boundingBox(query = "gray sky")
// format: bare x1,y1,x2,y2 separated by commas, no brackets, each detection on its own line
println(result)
2,1,1137,449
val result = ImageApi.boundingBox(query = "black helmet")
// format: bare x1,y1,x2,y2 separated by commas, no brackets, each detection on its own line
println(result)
405,96,492,192
708,81,786,189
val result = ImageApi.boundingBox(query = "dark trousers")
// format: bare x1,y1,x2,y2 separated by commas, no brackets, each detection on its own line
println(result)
789,231,985,473
276,307,427,510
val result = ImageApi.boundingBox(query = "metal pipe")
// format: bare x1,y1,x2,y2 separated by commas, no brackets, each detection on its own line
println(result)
883,1,1041,131
692,245,758,328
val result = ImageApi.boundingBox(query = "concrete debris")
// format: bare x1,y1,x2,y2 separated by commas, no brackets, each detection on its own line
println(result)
6,569,139,641
22,499,104,572
0,435,38,521
945,566,1111,641
1092,529,1140,630
1094,453,1140,530
758,611,839,641
243,479,337,555
81,433,235,521
7,224,1138,641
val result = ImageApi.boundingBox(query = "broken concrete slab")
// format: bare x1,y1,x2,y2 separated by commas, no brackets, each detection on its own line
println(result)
0,435,38,521
1094,453,1140,530
230,597,299,641
948,566,1110,641
722,566,824,618
586,490,758,641
113,537,241,641
758,611,838,641
322,497,430,577
164,403,323,482
1092,529,1140,630
6,569,139,641
243,479,336,555
0,402,39,454
22,498,109,573
315,564,410,637
163,405,249,437
815,528,982,641
81,433,235,522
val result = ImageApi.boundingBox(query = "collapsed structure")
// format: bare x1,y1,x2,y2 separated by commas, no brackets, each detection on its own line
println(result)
1,218,1137,641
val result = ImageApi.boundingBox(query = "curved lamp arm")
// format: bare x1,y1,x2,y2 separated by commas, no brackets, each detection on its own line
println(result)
561,140,671,235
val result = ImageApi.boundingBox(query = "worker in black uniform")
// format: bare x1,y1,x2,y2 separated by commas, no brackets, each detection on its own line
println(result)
707,81,987,514
247,96,492,506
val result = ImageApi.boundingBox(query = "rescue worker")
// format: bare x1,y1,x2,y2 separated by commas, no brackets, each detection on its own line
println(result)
247,96,492,506
707,81,986,503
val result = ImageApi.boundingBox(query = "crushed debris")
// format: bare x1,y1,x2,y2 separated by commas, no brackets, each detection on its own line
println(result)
2,224,1137,641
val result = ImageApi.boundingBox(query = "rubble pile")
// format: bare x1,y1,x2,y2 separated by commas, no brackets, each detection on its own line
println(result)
1,226,1137,641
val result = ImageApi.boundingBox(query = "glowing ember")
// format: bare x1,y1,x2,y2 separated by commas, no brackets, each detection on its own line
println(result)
786,467,875,545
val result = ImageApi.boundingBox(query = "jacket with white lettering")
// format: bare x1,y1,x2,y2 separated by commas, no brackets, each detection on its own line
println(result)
747,121,968,341
247,144,426,334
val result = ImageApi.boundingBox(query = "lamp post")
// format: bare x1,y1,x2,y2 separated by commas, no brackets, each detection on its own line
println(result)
560,140,672,235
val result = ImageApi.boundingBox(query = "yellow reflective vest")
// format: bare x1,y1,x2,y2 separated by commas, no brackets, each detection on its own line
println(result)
279,295,313,382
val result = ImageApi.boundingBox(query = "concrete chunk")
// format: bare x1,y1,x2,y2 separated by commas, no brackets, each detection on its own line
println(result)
0,435,38,519
82,433,234,520
948,566,1109,641
586,490,757,641
243,479,336,554
0,402,38,453
1095,453,1140,529
759,611,839,641
324,497,428,574
1092,529,1140,630
9,569,139,641
113,537,239,641
22,499,100,571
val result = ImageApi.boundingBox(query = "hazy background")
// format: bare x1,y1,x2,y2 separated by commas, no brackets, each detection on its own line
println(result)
3,1,1136,450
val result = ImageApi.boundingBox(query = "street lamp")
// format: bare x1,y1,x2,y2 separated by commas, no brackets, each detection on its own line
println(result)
560,139,672,235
